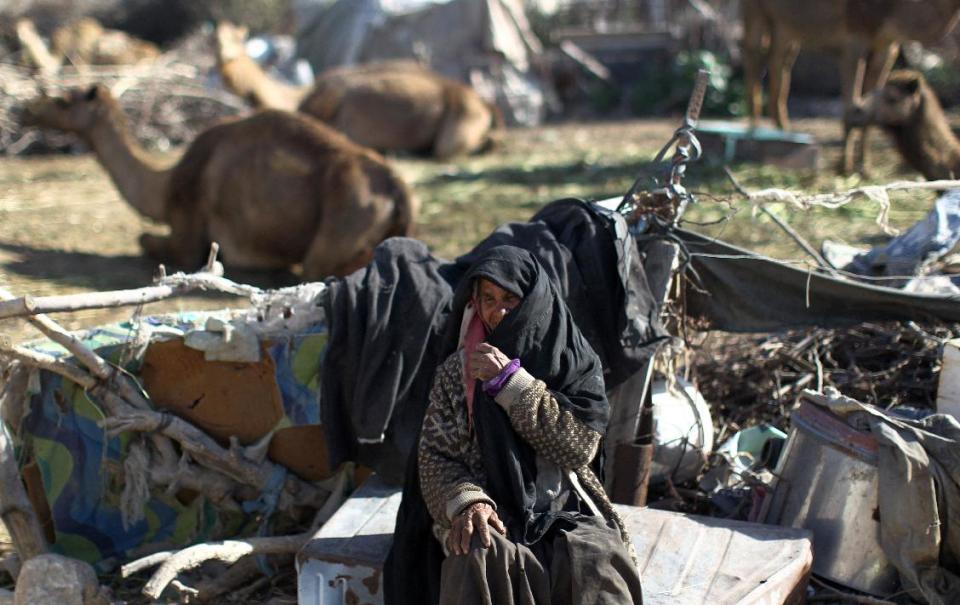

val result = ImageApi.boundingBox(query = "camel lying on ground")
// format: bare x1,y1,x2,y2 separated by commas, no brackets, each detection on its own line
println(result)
16,17,159,75
742,0,960,174
22,85,418,278
214,21,500,159
848,70,960,181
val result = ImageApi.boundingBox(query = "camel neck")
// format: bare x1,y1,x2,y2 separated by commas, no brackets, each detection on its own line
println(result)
85,109,169,222
221,57,304,111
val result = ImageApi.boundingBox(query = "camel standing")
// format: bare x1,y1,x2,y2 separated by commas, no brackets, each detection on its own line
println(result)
214,22,500,160
23,85,418,279
848,70,960,181
742,0,960,173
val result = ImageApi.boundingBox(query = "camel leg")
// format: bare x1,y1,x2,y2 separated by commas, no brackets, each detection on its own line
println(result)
840,42,869,175
766,33,800,131
140,209,208,269
854,41,901,174
742,0,769,125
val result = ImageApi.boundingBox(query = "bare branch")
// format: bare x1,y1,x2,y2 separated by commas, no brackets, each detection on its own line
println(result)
0,344,96,389
140,533,311,598
0,271,261,321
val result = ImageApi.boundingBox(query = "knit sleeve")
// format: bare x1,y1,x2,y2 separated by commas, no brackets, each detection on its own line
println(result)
418,355,494,527
495,369,601,470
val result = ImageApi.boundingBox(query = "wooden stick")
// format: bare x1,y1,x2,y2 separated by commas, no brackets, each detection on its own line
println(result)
0,271,262,320
0,344,96,389
0,289,115,380
0,413,47,565
121,550,176,577
139,533,312,598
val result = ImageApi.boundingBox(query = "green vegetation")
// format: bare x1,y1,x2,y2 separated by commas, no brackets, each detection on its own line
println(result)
628,51,746,118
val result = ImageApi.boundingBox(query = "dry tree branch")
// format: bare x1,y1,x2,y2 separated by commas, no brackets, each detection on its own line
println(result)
0,269,262,320
137,534,313,599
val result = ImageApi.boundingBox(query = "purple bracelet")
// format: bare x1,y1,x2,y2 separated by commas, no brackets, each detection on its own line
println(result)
482,358,521,396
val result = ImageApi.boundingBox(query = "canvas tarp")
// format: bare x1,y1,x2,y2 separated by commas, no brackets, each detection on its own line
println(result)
675,228,960,332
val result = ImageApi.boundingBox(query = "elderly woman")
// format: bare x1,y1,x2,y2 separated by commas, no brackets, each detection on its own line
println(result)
402,245,642,604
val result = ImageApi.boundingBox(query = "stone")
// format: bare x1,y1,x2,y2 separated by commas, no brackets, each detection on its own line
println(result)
13,554,111,605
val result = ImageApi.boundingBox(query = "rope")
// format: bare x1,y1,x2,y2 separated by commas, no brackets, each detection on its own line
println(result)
742,179,960,235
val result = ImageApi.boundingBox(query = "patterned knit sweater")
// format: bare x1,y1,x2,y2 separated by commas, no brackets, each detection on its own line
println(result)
418,351,634,553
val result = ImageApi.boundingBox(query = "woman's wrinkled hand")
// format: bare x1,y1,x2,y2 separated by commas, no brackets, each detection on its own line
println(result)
446,501,506,555
467,343,511,382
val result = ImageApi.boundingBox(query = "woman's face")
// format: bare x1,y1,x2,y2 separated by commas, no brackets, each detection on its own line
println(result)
477,278,521,331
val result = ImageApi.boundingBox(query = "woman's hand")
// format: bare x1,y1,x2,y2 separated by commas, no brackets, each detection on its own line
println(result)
467,343,511,381
446,501,506,555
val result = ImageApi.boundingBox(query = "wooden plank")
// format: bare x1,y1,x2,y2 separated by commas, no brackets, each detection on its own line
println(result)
616,506,812,604
299,477,398,564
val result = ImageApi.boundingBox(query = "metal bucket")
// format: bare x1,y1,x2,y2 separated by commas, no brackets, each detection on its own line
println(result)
763,400,899,596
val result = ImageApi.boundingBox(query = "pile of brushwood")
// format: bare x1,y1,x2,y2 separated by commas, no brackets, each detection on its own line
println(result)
690,320,958,437
0,29,243,156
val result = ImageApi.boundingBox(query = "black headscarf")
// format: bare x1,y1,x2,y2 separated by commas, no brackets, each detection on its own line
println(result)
447,245,609,543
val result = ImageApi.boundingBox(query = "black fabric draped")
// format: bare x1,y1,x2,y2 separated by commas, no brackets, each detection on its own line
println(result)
456,246,609,543
322,199,665,484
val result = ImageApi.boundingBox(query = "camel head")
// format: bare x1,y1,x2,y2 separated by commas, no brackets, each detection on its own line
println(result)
214,21,249,64
848,70,926,129
22,84,117,133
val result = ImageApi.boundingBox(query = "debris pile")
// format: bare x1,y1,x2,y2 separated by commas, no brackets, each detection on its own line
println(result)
689,320,958,437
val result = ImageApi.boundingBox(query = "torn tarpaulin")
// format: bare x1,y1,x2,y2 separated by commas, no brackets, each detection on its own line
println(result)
675,228,960,332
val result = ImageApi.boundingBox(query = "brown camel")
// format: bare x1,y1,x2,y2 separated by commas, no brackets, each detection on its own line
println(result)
16,17,159,75
742,0,960,173
214,21,500,159
848,70,960,181
22,85,418,279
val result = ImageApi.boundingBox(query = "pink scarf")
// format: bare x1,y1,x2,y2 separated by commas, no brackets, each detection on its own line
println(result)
459,302,489,430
